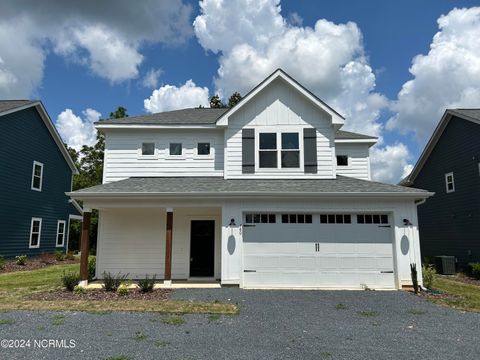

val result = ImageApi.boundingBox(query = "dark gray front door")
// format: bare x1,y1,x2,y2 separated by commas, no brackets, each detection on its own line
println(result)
190,220,215,277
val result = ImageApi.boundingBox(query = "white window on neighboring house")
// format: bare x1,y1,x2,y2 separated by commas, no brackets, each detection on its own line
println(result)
336,155,348,166
29,218,42,248
141,142,155,156
169,143,183,156
445,172,455,193
31,161,43,191
56,220,66,247
197,142,211,156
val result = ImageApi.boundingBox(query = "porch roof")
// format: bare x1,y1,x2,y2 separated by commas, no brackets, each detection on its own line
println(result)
68,176,432,199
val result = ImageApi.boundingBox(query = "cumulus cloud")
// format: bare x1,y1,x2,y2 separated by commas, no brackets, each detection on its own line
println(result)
0,0,192,97
144,80,210,113
142,68,163,88
370,143,413,184
56,108,101,150
387,7,480,143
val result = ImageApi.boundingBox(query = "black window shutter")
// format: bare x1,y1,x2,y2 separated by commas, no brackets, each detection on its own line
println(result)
242,128,255,174
303,128,317,174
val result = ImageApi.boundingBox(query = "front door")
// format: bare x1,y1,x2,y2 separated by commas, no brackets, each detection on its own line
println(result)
190,220,215,277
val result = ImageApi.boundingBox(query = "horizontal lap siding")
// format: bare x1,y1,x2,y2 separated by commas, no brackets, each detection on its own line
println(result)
225,78,335,179
0,107,74,257
335,143,371,180
103,129,224,183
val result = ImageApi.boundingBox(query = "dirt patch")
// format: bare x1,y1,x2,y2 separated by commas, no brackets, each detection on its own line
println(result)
443,274,480,287
0,254,79,274
28,288,172,301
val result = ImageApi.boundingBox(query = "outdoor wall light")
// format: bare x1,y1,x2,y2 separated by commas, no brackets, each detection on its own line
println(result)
229,218,236,226
403,218,413,226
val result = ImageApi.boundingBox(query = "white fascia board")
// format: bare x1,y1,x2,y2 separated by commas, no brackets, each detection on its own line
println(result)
95,124,218,130
335,139,378,146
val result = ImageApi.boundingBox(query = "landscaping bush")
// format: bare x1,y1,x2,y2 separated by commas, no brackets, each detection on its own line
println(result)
467,262,480,280
138,274,156,293
88,256,96,281
73,285,85,295
55,250,65,261
65,251,75,261
117,283,129,296
62,271,80,291
103,272,129,292
422,264,436,288
15,255,27,266
0,255,4,270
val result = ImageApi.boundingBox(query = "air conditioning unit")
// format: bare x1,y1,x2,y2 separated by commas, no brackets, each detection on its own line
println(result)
434,256,456,275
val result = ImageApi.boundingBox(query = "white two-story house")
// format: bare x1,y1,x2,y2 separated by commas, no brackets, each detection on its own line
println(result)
69,69,432,290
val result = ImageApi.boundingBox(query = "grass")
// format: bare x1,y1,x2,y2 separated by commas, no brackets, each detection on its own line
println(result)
105,357,131,360
162,315,186,325
335,303,347,310
154,340,170,348
357,310,377,317
407,308,427,315
320,352,332,359
429,276,480,312
51,314,65,325
0,319,15,325
208,313,221,321
130,331,148,341
0,263,238,315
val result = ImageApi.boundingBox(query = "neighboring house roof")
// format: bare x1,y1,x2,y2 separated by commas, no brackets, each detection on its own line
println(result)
335,130,377,141
0,100,79,175
69,176,431,199
401,108,480,186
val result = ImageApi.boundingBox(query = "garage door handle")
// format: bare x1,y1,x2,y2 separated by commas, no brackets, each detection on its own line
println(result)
381,270,394,273
378,225,391,228
243,224,256,227
243,270,256,273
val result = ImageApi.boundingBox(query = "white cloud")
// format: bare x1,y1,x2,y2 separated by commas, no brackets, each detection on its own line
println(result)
56,108,101,150
370,143,413,184
144,80,210,113
0,0,192,97
288,12,303,26
142,68,163,88
387,7,480,143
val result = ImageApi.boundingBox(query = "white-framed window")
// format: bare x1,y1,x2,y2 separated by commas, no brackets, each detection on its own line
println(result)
56,220,66,247
31,161,43,191
29,217,42,248
258,131,301,169
141,142,155,156
197,142,211,156
445,172,455,193
336,155,348,166
169,142,183,156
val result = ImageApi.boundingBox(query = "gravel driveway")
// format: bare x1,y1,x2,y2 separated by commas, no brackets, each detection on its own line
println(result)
0,288,478,359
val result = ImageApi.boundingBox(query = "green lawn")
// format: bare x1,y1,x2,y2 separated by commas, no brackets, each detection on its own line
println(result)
0,264,238,315
429,276,480,312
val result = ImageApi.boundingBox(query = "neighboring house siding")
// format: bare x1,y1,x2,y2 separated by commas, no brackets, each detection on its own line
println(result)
413,117,480,267
0,107,74,257
224,78,335,179
103,129,224,183
334,143,371,180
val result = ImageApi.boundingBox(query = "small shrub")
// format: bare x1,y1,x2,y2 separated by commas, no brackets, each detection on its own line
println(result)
88,256,96,281
103,272,129,292
117,283,129,296
138,274,156,293
15,255,27,266
62,271,80,291
0,255,5,270
422,264,436,288
162,315,186,326
65,251,75,261
467,262,480,279
73,285,85,295
55,250,65,261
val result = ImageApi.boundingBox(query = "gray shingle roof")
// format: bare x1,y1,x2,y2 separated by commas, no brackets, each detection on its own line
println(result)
450,109,480,121
335,130,377,140
70,176,430,197
0,100,37,114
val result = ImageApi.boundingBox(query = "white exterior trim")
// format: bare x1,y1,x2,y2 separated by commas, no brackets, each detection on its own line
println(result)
31,160,44,192
97,124,218,130
29,217,42,249
56,220,66,247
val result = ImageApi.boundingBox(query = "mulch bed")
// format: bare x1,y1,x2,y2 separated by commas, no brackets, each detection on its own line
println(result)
28,288,172,301
442,274,480,287
0,254,79,274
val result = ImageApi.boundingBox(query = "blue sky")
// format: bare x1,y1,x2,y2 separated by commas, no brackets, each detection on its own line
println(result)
1,0,480,182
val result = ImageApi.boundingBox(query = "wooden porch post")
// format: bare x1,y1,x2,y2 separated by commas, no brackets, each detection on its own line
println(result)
79,211,91,285
164,209,173,286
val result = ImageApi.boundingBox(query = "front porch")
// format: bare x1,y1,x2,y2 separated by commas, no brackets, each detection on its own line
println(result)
78,205,224,287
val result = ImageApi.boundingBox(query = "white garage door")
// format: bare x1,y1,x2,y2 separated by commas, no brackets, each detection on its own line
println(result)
242,213,395,289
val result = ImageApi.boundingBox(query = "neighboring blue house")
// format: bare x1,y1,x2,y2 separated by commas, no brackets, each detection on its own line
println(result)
402,109,480,269
0,100,82,258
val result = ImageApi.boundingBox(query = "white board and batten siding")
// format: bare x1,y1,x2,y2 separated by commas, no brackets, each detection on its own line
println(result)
103,129,224,183
335,143,371,180
224,77,336,179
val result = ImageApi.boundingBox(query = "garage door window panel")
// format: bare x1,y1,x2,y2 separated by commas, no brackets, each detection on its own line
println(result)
245,213,276,224
320,214,352,224
356,214,389,224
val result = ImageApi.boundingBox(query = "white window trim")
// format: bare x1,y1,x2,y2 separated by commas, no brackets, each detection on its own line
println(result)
166,142,186,159
137,141,159,160
445,172,455,193
255,129,304,172
56,220,66,247
29,217,42,249
31,161,43,191
194,141,214,159
336,154,349,167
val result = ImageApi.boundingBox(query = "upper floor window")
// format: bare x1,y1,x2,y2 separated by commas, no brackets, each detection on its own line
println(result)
197,142,211,156
258,132,300,169
336,155,348,166
56,220,66,247
141,142,155,156
29,217,42,248
169,143,183,156
445,172,455,193
31,161,43,191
